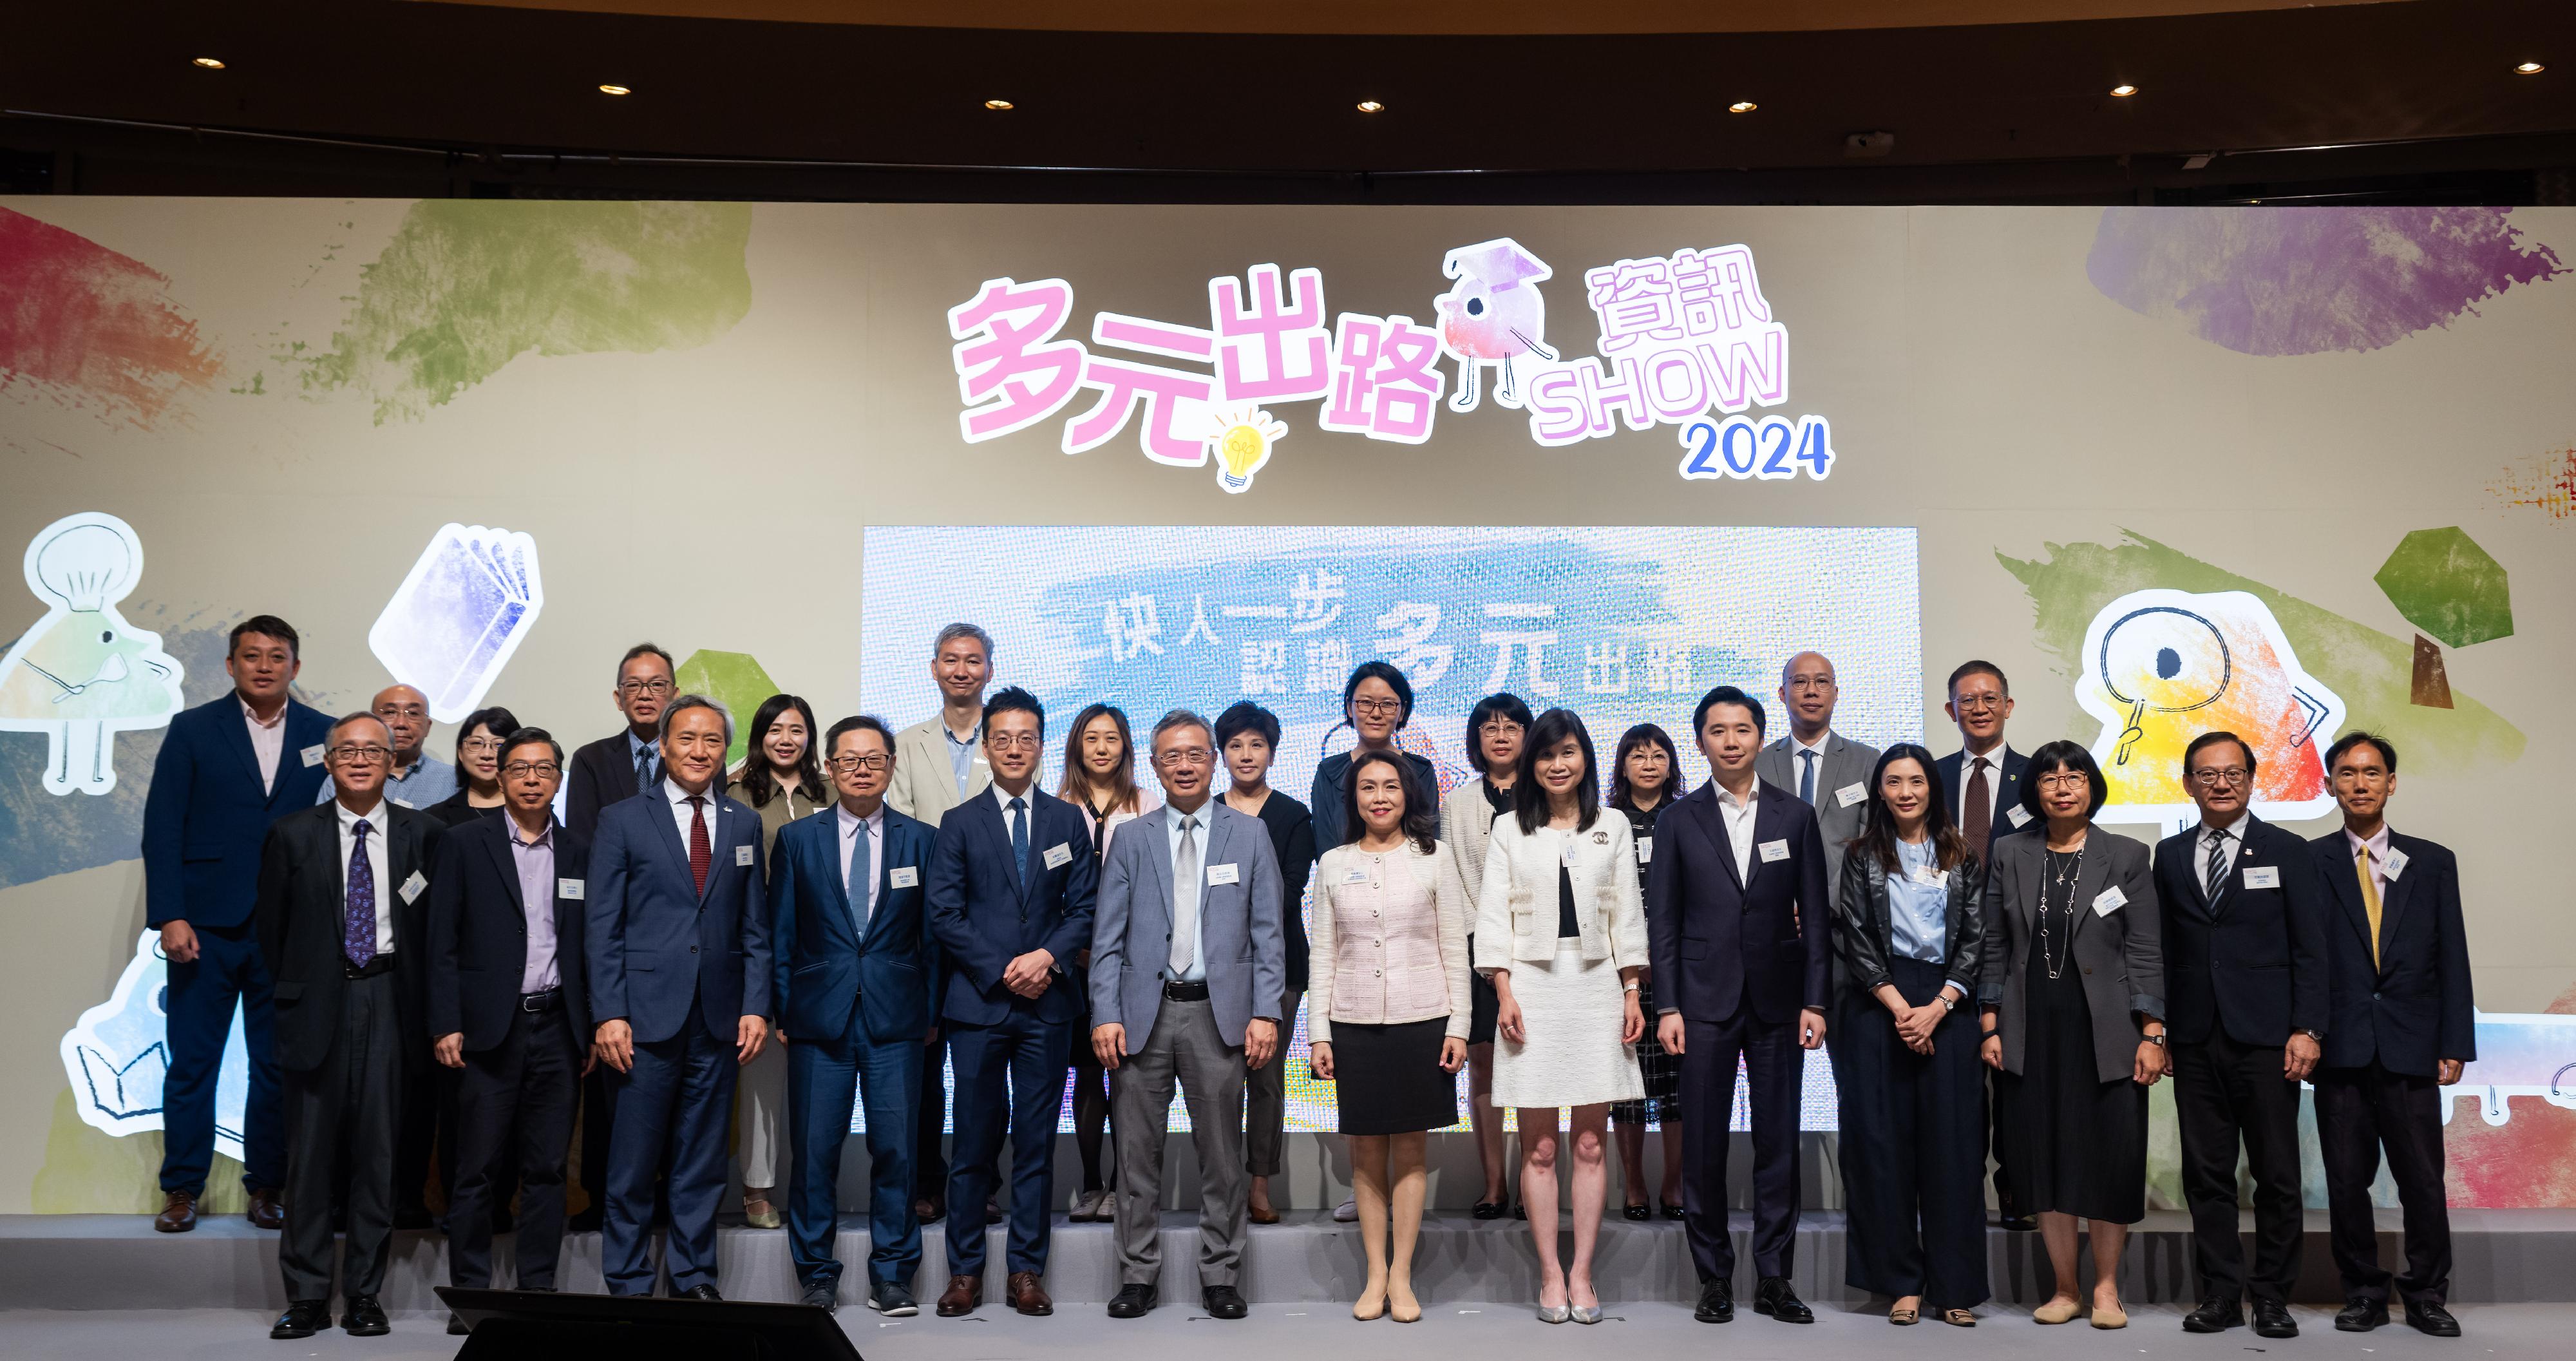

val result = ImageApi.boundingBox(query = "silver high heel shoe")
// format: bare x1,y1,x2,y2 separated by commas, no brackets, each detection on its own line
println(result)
1571,1304,1603,1324
1536,1300,1572,1324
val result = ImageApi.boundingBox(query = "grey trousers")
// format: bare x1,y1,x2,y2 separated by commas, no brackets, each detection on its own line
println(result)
280,970,404,1303
1243,989,1301,1177
1113,996,1248,1287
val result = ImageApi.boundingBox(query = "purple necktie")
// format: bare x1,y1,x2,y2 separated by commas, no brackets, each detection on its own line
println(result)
345,818,377,967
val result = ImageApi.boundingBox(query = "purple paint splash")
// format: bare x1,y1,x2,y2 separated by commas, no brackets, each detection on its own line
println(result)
2087,207,2563,356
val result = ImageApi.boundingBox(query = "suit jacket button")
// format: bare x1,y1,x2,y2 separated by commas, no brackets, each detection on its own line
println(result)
2081,966,2092,975
690,945,699,954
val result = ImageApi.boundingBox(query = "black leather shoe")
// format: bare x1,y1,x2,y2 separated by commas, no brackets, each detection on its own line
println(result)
800,1280,838,1313
2405,1299,2461,1337
447,1313,470,1337
1107,1284,1158,1318
2252,1300,2298,1338
681,1284,723,1302
1754,1277,1812,1324
270,1301,330,1340
2183,1297,2243,1333
1202,1284,1247,1319
341,1295,391,1336
867,1282,918,1317
1694,1278,1734,1323
1472,1200,1504,1220
1999,1213,2038,1232
2335,1297,2389,1331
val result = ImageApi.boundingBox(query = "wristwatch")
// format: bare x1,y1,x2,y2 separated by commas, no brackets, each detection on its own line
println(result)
2298,1028,2325,1043
1937,995,1958,1013
2143,1033,2167,1048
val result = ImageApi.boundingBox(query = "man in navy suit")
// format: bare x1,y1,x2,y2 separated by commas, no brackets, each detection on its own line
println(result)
771,715,940,1317
925,685,1097,1318
1932,659,2032,1228
139,614,334,1233
1646,685,1830,1326
586,695,773,1299
2154,731,2329,1340
2309,732,2473,1338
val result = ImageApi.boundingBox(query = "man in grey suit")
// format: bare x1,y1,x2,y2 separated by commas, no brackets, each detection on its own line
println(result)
1090,710,1285,1322
1755,651,1880,895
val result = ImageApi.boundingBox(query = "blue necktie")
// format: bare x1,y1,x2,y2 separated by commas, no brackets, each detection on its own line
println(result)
847,820,872,935
1008,796,1029,884
1797,749,1817,805
634,746,656,796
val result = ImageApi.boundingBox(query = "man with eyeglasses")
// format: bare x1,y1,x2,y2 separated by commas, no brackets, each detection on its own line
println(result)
1756,652,1880,897
2153,731,2330,1340
924,686,1097,1318
769,716,941,1315
1091,711,1284,1321
255,713,447,1339
317,683,456,812
1931,660,2033,1230
424,729,591,1328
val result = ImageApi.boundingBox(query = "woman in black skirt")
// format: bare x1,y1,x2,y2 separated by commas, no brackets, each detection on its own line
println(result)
1980,741,2165,1329
1311,749,1472,1322
1605,723,1685,1220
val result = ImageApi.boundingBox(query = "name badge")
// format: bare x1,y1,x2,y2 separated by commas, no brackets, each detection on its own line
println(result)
1637,835,1653,864
734,844,755,867
2242,865,2280,891
1561,839,1580,867
1835,782,1867,808
2382,847,2409,880
890,866,920,889
2093,884,2126,917
1043,842,1074,870
392,797,415,810
1343,868,1372,886
1758,838,1790,863
1913,865,1949,888
1208,862,1241,886
299,743,326,768
399,870,426,904
2005,804,2033,828
558,877,585,900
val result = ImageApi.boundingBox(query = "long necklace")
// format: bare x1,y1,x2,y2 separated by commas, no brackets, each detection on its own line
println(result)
2041,846,2085,980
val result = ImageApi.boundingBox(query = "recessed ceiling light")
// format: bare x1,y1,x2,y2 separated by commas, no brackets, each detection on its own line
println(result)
2110,84,2139,97
1728,100,1758,113
2515,61,2546,75
192,57,225,70
1356,100,1385,113
983,98,1016,111
598,84,632,96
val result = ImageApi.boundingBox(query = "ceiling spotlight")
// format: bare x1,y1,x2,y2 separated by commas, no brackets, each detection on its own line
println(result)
1356,99,1385,113
984,98,1014,110
2110,84,2139,97
191,57,225,70
1728,100,1758,113
598,83,632,96
2515,61,2546,75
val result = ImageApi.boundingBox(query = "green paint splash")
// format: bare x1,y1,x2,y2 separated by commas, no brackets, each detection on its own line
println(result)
296,201,752,423
675,649,781,769
1998,531,2523,776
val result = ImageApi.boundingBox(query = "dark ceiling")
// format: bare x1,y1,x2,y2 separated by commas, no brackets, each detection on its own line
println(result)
2,0,2571,203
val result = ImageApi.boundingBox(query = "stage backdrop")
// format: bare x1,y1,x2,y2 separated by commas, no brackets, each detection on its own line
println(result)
3,198,2573,1212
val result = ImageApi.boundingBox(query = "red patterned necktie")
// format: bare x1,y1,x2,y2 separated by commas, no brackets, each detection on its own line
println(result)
687,794,711,895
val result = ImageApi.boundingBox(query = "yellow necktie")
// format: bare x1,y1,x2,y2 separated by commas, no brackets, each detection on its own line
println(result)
2356,848,2383,969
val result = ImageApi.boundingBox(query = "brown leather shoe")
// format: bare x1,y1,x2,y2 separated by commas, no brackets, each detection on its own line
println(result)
935,1275,981,1317
153,1190,198,1233
1006,1271,1053,1316
246,1187,285,1230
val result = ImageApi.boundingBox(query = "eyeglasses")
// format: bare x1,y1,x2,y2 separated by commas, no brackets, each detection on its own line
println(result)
373,704,427,721
985,732,1041,752
459,736,506,754
502,761,562,779
2035,772,2091,791
829,754,891,772
1155,748,1213,767
1953,694,2007,712
332,745,392,765
1350,697,1402,717
1477,718,1524,735
618,678,676,697
2187,766,2250,788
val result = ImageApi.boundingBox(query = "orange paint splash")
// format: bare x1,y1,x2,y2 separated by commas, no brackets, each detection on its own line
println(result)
0,207,221,429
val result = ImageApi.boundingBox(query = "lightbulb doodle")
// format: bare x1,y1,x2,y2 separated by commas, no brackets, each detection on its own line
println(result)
367,524,545,725
58,931,254,1162
2074,587,2344,833
0,511,185,795
1208,404,1286,493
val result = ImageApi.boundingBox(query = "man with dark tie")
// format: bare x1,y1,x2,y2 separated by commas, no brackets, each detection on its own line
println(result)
561,641,676,1228
1090,710,1285,1322
1931,659,2031,1228
2154,731,2329,1340
586,695,773,1299
1647,685,1830,1326
140,615,332,1234
2309,732,2472,1338
924,685,1098,1318
1754,651,1880,895
426,728,589,1326
256,712,445,1338
770,715,940,1317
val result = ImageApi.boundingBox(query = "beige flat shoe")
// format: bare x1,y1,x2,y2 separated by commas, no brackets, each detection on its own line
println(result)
2032,1297,2082,1324
741,1191,782,1230
1390,1288,1422,1323
2090,1301,2128,1329
1941,1308,1978,1327
1353,1287,1388,1321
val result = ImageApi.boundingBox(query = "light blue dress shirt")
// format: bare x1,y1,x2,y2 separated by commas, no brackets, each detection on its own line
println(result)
1888,837,1950,964
943,724,978,797
1162,802,1211,982
317,752,456,810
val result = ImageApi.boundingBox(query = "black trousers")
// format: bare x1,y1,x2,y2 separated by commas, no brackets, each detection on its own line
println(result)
1680,1005,1803,1282
279,971,404,1303
1834,961,1989,1309
2172,1029,2304,1304
576,1064,615,1221
2315,1062,2452,1305
914,1033,951,1203
449,1002,581,1289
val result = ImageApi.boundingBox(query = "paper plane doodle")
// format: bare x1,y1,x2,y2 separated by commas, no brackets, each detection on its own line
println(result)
58,931,251,1160
0,511,186,795
368,524,544,724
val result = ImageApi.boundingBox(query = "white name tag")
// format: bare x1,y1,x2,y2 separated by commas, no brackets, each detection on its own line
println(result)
392,797,414,809
399,870,426,905
734,844,755,867
1637,835,1653,864
2382,847,2409,880
299,743,326,768
1913,866,1949,888
2242,866,2280,891
2005,804,2033,828
1561,840,1580,867
1835,782,1867,808
1343,868,1372,886
1758,839,1790,863
890,866,920,889
558,877,585,900
2093,884,2126,917
1043,842,1074,870
1207,862,1240,886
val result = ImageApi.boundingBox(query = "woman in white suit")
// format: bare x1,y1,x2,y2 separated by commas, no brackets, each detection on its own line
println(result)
1477,709,1647,1325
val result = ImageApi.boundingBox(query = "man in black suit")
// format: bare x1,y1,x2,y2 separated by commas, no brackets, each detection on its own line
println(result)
560,640,674,1230
2310,732,2474,1338
1645,685,1830,1326
255,712,445,1339
427,728,589,1329
2154,731,2329,1339
1932,658,2032,1228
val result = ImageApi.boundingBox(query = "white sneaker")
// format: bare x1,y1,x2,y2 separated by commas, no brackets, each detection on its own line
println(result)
1333,1198,1359,1223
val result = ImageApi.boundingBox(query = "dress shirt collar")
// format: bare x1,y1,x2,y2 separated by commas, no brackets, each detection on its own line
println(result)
2201,809,2251,844
1714,777,1761,812
509,815,554,849
990,780,1036,816
665,776,716,812
335,794,386,831
1164,799,1210,836
838,801,885,839
242,696,285,730
1792,730,1832,761
2346,823,2392,862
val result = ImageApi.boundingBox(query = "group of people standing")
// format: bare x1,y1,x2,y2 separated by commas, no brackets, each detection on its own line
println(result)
135,614,2476,1340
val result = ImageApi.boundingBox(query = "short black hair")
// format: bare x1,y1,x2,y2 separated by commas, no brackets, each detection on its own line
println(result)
502,726,564,768
1691,684,1766,739
455,705,520,762
2020,739,2108,821
618,642,675,679
1946,659,2009,698
982,685,1045,739
1213,700,1280,752
1342,660,1414,726
1513,708,1601,835
2324,730,2399,776
228,614,301,660
2182,729,2257,781
825,714,895,757
1466,692,1535,774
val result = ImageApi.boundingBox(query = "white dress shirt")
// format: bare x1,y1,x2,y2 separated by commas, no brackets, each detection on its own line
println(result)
838,801,885,928
243,697,287,795
2199,809,2250,890
335,796,395,956
1162,801,1211,982
665,777,721,850
1714,777,1761,883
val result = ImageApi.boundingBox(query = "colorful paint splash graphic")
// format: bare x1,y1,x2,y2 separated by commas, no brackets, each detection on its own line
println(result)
2490,446,2576,520
2086,206,2564,356
0,207,222,429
